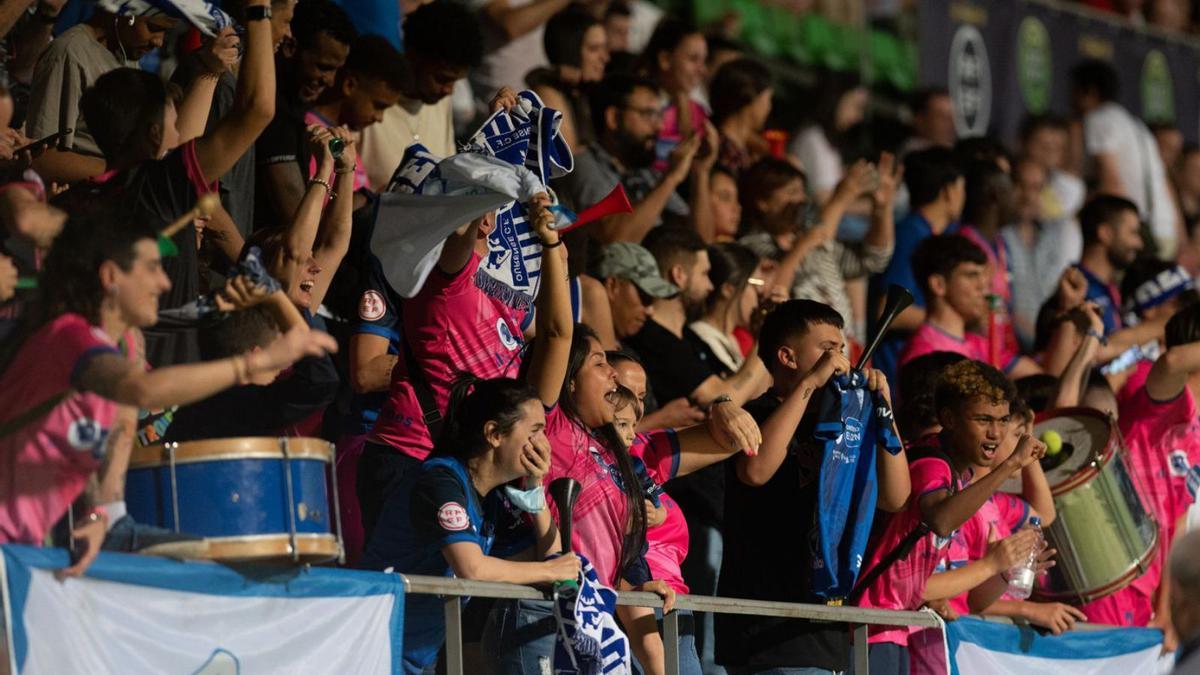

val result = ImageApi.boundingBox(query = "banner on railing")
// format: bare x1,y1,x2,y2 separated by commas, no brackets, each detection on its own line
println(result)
913,616,1169,674
0,545,406,674
920,0,1200,143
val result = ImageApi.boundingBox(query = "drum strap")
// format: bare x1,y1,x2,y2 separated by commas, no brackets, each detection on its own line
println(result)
848,446,958,605
0,390,71,441
399,331,444,441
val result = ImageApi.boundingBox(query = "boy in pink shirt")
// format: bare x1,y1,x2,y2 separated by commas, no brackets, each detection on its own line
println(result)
1081,303,1200,651
901,234,1039,377
857,360,1044,665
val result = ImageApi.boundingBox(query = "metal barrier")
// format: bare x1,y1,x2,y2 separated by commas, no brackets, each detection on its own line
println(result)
400,574,943,675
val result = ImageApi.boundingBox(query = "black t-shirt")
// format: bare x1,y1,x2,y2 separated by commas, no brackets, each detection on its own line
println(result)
161,351,339,443
626,319,726,526
715,393,850,670
54,142,211,367
254,65,310,230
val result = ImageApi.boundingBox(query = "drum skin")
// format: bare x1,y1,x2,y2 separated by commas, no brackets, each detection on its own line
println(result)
1003,408,1158,604
125,438,340,562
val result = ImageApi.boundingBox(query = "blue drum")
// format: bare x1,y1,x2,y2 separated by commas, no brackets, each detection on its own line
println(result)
126,437,343,563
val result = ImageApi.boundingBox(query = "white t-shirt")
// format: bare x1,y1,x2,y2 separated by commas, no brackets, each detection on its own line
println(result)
360,96,455,189
1084,102,1176,254
790,125,843,196
468,0,548,113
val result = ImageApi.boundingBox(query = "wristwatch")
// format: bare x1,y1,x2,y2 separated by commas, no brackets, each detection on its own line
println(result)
245,4,272,21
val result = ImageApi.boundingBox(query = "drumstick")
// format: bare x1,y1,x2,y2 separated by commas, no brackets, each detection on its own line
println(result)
160,193,221,240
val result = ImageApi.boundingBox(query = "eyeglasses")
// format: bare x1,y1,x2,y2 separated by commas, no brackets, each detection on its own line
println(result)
624,105,664,122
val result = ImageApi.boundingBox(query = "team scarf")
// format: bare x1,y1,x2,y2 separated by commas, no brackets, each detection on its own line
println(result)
155,246,278,322
552,554,630,675
95,0,233,36
370,143,569,299
462,90,574,313
811,371,903,601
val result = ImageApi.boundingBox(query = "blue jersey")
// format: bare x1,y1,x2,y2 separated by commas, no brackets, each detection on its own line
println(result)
363,456,528,673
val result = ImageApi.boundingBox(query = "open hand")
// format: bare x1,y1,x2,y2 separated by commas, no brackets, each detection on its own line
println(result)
1025,602,1086,635
57,512,107,579
706,400,762,456
522,432,552,484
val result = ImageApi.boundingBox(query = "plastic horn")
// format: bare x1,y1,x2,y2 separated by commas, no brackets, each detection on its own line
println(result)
856,284,915,371
160,192,221,240
548,477,582,555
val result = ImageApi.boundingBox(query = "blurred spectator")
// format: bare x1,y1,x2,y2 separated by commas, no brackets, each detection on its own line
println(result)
710,58,772,174
604,1,632,53
257,0,356,227
361,0,482,187
1071,59,1180,257
559,73,714,243
467,0,565,114
690,242,760,372
902,86,956,156
527,4,608,152
710,165,741,241
1002,156,1083,349
638,18,709,169
26,10,176,184
1170,529,1200,673
1019,114,1086,223
1147,0,1191,31
1074,194,1145,333
790,70,867,204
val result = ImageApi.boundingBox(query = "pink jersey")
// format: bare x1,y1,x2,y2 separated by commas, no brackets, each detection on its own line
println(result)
0,315,121,544
942,492,1032,615
370,254,524,459
543,408,677,587
629,432,689,595
900,323,983,365
859,440,968,645
653,99,709,173
1082,383,1199,627
304,111,370,192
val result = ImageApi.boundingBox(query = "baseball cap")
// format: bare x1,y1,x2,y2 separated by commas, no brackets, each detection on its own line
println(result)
594,242,680,299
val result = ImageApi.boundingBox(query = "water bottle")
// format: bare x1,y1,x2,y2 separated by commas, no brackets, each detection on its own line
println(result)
1005,516,1043,600
986,294,1006,369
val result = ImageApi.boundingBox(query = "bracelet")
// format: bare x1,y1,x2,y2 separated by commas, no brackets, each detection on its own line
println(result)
542,238,563,249
705,394,733,412
309,177,332,194
334,166,355,175
1085,328,1108,346
85,505,108,524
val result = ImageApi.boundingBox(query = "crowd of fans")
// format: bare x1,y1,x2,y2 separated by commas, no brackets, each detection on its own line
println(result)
2,0,1200,673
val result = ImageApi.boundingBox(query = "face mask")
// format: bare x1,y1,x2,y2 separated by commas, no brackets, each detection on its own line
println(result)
504,484,546,513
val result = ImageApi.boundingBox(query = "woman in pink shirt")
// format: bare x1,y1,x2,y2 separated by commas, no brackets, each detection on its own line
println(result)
485,319,762,674
0,210,335,575
638,18,711,172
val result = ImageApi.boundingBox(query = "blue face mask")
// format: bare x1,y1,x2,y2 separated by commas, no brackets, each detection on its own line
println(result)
504,484,546,513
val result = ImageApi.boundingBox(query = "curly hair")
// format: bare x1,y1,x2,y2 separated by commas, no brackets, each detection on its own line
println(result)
934,360,1015,415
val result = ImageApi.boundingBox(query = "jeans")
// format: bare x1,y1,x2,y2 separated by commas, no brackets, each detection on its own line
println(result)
100,515,199,552
681,522,725,675
482,599,556,675
848,643,908,675
632,609,703,675
356,442,422,548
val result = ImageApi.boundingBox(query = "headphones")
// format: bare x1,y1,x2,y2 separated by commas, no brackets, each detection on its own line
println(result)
112,14,134,63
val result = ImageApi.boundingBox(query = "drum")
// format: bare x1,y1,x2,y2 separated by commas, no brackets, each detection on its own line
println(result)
125,437,343,564
1001,408,1158,603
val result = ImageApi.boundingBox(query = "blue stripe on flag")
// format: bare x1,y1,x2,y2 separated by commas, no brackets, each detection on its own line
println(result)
947,616,1162,670
1,545,407,674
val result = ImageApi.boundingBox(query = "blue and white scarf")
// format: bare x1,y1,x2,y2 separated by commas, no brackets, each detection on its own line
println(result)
463,90,574,312
552,554,630,675
96,0,233,36
371,144,565,298
811,371,903,601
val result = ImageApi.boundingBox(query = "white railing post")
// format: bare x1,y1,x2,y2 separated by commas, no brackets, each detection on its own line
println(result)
443,596,463,675
663,610,680,675
853,623,869,675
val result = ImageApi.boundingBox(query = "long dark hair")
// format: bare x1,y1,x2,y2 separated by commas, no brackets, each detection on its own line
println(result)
558,323,647,578
432,374,540,463
704,242,759,316
0,208,157,377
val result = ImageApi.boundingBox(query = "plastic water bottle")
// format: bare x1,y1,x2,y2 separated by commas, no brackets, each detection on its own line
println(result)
986,294,1006,369
1006,516,1043,600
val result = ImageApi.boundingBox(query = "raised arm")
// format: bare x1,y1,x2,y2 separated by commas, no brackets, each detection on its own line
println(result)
921,435,1045,537
174,27,240,143
1147,337,1200,401
734,350,849,487
77,318,335,410
524,195,574,407
594,136,699,244
688,121,720,243
479,0,570,41
308,128,356,309
866,368,910,512
194,0,275,181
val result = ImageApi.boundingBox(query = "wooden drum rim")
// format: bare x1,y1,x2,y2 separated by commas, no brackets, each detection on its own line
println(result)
130,437,334,469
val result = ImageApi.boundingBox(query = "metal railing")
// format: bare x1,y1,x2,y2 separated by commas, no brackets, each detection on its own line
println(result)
400,574,943,675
